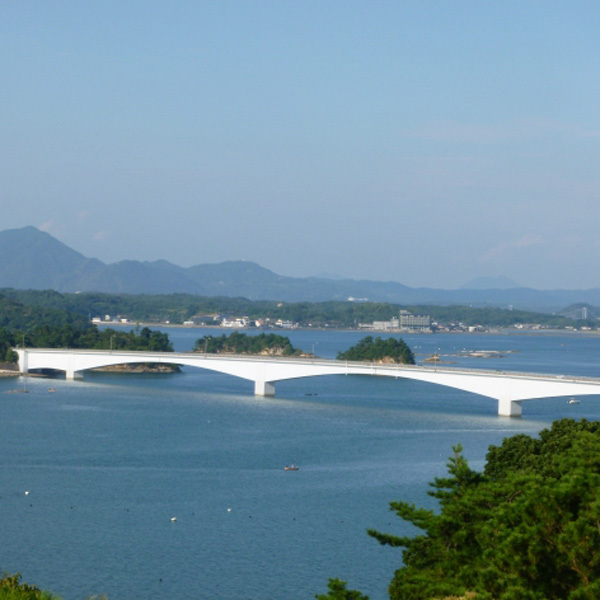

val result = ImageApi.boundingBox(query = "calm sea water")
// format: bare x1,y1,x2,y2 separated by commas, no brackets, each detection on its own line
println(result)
1,329,600,600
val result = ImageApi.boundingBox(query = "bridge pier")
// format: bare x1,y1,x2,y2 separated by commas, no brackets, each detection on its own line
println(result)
18,349,28,376
497,398,522,417
254,380,275,396
65,369,84,381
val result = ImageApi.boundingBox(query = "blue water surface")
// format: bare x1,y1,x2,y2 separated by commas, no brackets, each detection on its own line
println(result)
1,329,599,599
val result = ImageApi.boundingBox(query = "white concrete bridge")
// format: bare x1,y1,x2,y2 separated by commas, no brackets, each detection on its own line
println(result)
14,347,600,417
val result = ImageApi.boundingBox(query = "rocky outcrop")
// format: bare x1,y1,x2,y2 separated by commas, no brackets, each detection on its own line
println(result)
91,363,180,373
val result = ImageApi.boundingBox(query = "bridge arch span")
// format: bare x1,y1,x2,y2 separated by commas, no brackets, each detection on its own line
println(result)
14,348,600,417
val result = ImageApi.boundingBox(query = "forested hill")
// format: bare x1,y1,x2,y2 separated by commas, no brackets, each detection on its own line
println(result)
0,294,172,363
0,293,88,330
3,226,600,311
0,289,593,330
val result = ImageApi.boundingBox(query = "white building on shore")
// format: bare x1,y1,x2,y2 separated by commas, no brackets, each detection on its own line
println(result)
362,310,431,332
221,316,250,328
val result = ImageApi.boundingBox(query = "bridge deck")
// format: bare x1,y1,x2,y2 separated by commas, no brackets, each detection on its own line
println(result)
14,348,600,381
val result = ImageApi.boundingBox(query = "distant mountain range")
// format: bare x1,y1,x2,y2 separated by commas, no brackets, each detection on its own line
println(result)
459,276,521,290
2,226,600,313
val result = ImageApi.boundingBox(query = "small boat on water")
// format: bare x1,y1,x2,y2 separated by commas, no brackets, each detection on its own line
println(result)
284,465,299,471
568,398,580,405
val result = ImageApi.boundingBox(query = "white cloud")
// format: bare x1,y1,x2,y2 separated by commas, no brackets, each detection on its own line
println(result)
479,234,545,263
92,230,109,242
38,219,56,233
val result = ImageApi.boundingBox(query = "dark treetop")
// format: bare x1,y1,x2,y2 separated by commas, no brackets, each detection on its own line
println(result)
364,418,600,600
194,332,302,356
337,336,415,364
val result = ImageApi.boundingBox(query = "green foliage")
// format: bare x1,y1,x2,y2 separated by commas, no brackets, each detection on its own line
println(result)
421,304,578,329
0,293,88,330
367,419,600,600
315,578,370,600
194,332,301,356
337,336,415,364
0,572,61,600
4,347,19,362
0,293,90,361
0,328,17,363
23,325,173,352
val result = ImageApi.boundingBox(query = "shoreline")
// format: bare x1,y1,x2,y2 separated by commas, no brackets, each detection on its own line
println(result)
0,371,20,377
96,322,600,337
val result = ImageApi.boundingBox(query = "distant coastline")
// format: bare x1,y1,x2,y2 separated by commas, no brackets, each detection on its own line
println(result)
96,321,600,337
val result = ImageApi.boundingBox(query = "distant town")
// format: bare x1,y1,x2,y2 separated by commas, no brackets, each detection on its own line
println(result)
92,308,594,334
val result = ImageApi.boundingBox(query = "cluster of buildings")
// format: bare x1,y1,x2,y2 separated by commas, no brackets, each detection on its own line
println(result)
213,310,433,332
93,311,433,332
359,310,432,332
219,317,297,329
92,315,131,324
182,315,298,329
433,322,487,333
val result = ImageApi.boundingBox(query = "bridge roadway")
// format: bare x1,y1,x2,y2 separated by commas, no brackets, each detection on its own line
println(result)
14,347,600,417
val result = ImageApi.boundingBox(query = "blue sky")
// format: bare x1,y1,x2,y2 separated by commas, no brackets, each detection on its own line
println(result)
2,1,600,289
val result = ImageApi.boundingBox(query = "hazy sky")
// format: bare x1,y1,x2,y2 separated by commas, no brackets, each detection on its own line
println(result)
2,1,599,289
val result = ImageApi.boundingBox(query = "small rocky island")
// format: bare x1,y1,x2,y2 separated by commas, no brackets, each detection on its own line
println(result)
92,363,180,373
337,336,415,364
194,332,306,356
